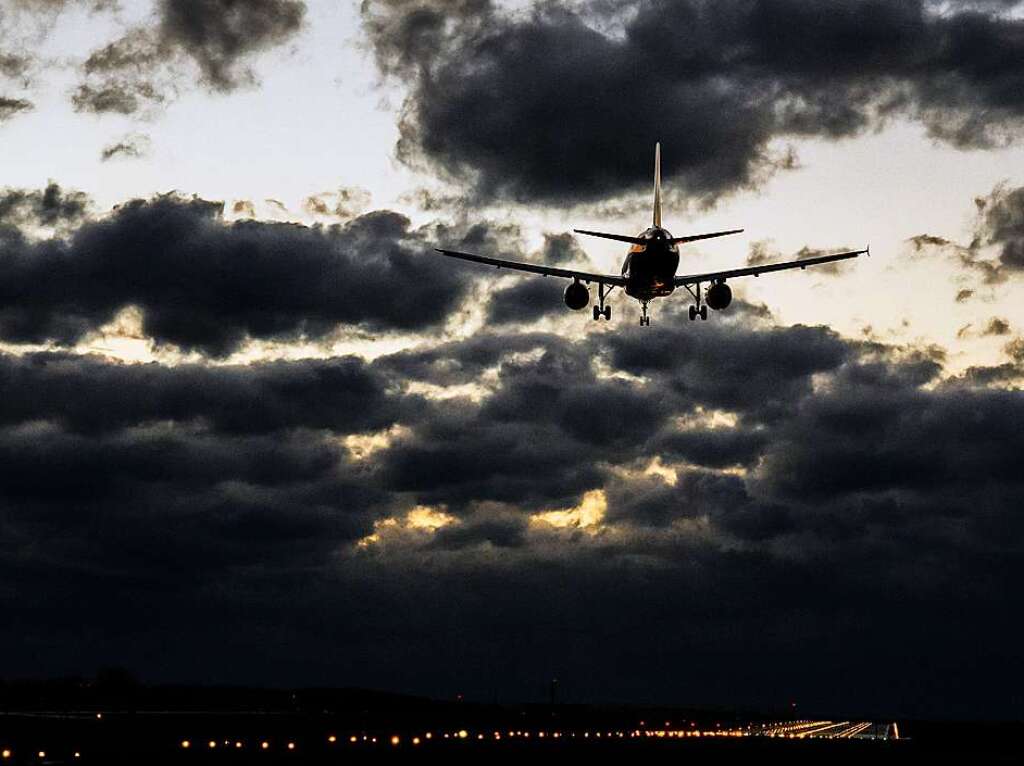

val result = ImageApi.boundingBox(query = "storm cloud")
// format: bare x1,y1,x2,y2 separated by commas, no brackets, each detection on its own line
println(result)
365,0,1024,205
0,192,488,354
2,315,1023,716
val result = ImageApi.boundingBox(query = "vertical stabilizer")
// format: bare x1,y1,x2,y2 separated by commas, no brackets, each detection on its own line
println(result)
653,142,662,228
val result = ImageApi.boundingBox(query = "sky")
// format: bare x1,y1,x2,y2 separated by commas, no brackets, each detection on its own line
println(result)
2,0,1024,720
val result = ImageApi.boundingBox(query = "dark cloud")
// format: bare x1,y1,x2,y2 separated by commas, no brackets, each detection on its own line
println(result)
974,184,1024,271
100,132,151,161
0,193,490,355
0,182,90,228
538,232,587,266
365,0,1024,205
0,351,413,435
2,310,1024,717
158,0,306,90
0,95,32,121
74,0,306,111
485,277,566,325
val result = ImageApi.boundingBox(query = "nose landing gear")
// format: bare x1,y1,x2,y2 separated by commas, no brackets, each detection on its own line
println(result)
640,301,651,326
688,305,707,321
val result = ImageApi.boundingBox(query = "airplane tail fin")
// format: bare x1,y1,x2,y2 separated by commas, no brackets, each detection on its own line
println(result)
653,142,662,228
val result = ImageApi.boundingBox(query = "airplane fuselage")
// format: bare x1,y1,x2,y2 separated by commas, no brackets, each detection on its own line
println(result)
622,226,679,301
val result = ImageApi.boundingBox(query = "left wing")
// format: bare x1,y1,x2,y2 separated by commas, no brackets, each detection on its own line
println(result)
674,248,867,286
435,249,627,286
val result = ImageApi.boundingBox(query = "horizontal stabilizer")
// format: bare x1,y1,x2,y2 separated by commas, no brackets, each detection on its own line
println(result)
573,229,646,245
671,228,744,245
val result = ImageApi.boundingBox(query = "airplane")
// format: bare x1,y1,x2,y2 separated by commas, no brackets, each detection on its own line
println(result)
435,143,867,326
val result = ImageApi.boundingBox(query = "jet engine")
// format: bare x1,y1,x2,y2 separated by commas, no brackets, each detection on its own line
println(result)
564,281,590,310
706,282,732,310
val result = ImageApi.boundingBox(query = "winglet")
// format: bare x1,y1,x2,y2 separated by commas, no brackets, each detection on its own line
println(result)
653,142,662,228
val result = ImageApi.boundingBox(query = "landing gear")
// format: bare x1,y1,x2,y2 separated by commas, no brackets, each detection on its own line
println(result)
685,282,709,321
592,282,615,321
640,301,650,326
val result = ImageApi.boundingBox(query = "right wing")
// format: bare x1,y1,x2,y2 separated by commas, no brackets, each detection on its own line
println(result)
435,249,627,286
674,248,867,285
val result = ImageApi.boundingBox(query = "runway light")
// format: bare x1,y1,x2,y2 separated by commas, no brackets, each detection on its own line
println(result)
328,735,337,743
180,740,190,749
349,736,357,743
208,741,216,749
412,737,421,746
37,753,45,759
287,742,295,750
457,730,468,739
1,751,10,760
235,741,243,748
425,733,432,739
96,713,102,719
74,753,80,759
261,742,269,750
391,736,400,746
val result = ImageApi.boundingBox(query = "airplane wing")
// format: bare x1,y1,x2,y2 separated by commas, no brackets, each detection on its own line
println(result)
674,248,867,286
435,249,628,286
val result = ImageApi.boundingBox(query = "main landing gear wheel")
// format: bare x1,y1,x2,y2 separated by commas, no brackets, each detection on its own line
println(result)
689,305,708,321
593,305,611,321
700,305,708,321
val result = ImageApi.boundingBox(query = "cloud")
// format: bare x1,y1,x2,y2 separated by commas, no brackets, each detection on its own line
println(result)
0,182,90,228
100,132,151,161
0,52,31,79
71,80,166,115
911,183,1024,289
0,95,32,122
157,0,306,90
303,187,372,219
3,318,1023,716
72,0,307,113
0,193,494,355
364,0,1024,206
983,316,1012,336
974,184,1024,271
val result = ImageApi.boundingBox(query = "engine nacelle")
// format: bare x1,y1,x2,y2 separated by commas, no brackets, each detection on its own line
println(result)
563,281,590,310
706,281,732,310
